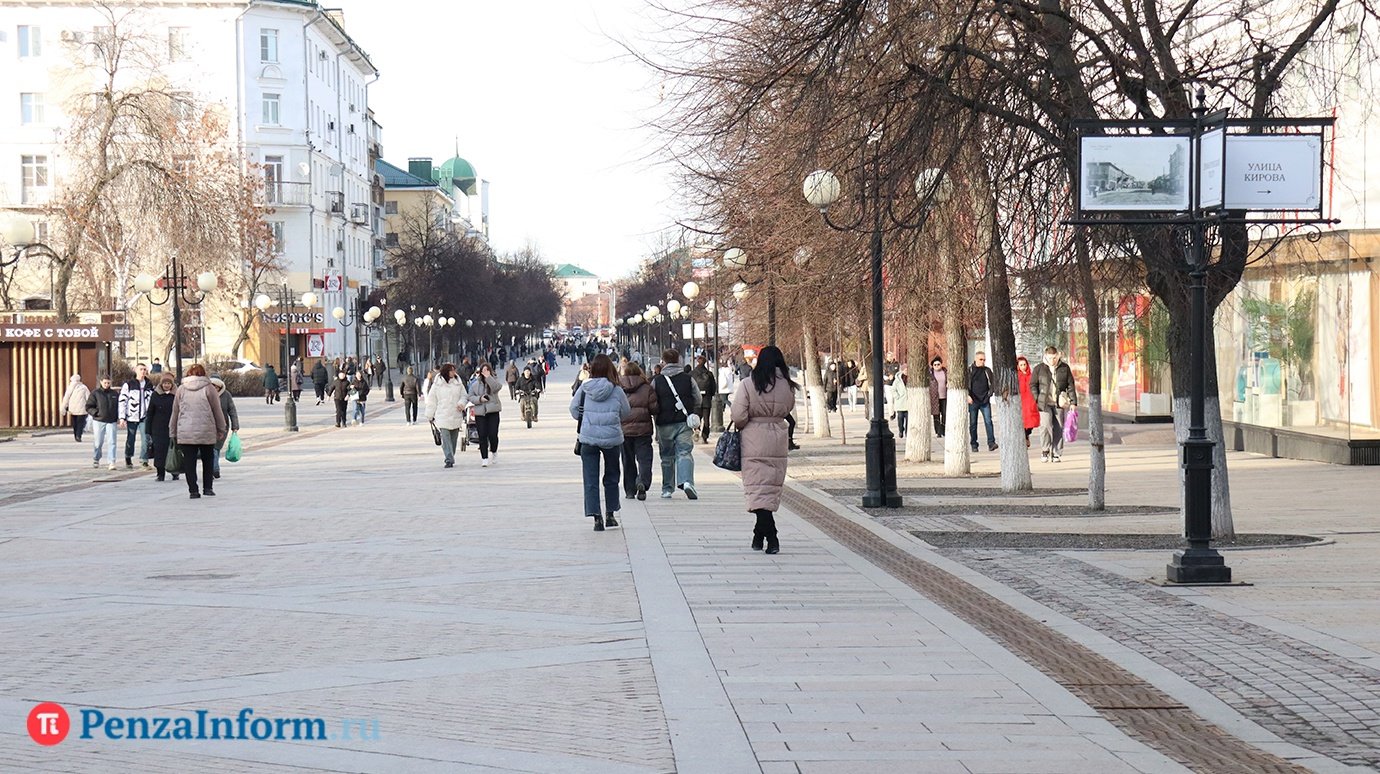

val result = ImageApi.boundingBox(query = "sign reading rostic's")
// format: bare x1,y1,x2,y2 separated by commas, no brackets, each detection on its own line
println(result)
1,324,123,342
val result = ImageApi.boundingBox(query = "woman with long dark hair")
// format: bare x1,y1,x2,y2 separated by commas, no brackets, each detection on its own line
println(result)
730,345,797,554
467,361,505,467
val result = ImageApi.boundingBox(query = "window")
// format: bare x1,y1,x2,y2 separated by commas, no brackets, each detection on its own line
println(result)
169,91,193,122
21,155,49,204
261,93,280,125
168,27,188,61
263,155,283,202
267,221,285,253
384,232,398,248
18,26,41,57
259,28,278,63
384,200,398,215
20,93,44,125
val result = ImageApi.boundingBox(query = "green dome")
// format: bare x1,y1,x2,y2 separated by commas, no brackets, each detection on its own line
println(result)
440,156,478,195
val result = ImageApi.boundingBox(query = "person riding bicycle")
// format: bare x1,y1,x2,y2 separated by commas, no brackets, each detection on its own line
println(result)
516,366,543,422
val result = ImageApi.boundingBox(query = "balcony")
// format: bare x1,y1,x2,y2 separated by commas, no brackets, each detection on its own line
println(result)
328,191,345,214
262,181,310,206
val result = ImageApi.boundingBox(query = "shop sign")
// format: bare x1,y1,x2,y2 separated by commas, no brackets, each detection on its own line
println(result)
1,323,122,342
262,311,326,325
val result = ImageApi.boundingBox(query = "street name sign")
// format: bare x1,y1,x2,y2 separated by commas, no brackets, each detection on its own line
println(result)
1222,135,1322,211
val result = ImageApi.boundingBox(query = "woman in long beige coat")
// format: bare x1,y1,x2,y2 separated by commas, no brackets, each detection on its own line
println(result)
730,345,797,555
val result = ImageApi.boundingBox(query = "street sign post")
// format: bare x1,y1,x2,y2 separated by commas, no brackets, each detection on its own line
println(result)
1222,135,1322,210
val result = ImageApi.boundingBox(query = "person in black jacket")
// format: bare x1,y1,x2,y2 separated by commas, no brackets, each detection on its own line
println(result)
966,352,998,453
327,373,350,427
144,374,180,481
352,373,371,424
86,376,121,470
652,349,699,500
689,356,717,443
1031,345,1076,463
311,360,329,404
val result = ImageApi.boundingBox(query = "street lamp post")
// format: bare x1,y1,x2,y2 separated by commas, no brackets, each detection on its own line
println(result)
803,162,950,509
683,282,701,358
0,213,61,292
134,254,217,381
254,286,317,431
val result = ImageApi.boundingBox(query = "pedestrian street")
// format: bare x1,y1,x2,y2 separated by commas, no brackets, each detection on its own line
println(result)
0,389,1374,773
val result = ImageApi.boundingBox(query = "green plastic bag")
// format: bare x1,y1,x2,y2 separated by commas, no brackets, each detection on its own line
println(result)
166,443,183,471
225,432,242,463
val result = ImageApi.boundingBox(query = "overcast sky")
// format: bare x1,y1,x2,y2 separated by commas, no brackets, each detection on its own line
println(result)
333,0,678,280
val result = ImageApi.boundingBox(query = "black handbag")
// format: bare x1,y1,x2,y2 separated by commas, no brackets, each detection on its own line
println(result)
573,392,586,455
430,420,442,446
713,424,742,471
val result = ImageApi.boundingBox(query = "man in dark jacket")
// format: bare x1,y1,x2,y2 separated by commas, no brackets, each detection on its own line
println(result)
87,376,121,470
652,349,699,500
311,360,329,404
966,352,998,453
399,367,420,425
689,355,717,443
1031,345,1076,462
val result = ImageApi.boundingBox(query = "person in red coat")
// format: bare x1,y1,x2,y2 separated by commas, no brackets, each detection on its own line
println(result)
1016,356,1040,447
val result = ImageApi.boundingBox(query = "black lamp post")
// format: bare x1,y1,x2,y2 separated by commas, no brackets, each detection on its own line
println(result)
0,214,60,290
253,284,317,431
803,160,951,509
134,253,217,381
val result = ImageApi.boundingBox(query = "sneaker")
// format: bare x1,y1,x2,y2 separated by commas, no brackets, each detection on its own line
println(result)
660,490,673,499
680,482,699,500
636,483,646,501
141,461,151,469
1041,452,1050,463
1053,453,1062,463
489,453,496,466
92,460,100,468
108,463,118,471
988,443,999,452
481,457,490,468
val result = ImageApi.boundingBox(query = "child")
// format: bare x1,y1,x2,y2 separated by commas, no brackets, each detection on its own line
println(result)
346,382,359,426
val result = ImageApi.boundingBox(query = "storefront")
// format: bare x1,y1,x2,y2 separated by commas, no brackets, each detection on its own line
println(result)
1,315,132,428
1214,230,1380,464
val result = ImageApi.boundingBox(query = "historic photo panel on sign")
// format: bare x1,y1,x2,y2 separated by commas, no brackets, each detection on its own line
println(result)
1080,136,1191,212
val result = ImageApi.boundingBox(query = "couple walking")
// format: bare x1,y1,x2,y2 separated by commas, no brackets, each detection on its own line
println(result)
572,349,701,531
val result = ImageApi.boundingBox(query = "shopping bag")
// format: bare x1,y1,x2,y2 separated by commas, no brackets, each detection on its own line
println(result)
1063,407,1079,444
166,443,183,471
225,432,242,462
713,427,742,472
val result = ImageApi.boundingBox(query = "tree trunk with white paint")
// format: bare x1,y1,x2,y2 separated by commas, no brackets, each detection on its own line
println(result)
905,323,933,462
802,323,831,438
1074,232,1106,510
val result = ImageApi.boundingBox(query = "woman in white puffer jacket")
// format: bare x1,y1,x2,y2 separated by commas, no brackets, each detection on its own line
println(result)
425,363,468,468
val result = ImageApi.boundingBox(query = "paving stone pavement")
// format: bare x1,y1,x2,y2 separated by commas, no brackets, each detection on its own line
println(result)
0,387,1360,772
939,549,1380,770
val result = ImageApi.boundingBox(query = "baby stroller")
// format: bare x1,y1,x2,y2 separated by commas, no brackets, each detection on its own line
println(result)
465,403,480,448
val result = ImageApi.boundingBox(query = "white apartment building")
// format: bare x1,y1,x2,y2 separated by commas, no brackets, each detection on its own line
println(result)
0,0,380,360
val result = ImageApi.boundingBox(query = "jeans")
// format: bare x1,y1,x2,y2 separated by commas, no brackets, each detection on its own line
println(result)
403,397,418,422
475,412,500,458
621,434,653,494
656,422,695,493
896,410,908,438
968,401,995,448
180,443,215,493
354,401,367,424
91,420,118,465
1040,405,1067,456
124,420,149,463
439,427,460,464
581,443,621,516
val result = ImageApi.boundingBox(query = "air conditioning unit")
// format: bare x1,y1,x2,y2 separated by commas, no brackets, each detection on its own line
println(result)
347,124,355,134
349,203,369,223
327,120,335,131
335,240,344,252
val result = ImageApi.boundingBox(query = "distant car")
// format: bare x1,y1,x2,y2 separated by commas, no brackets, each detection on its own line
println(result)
207,358,262,375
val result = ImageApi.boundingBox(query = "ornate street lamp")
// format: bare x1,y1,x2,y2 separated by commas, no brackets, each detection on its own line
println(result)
802,160,951,509
134,255,217,381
